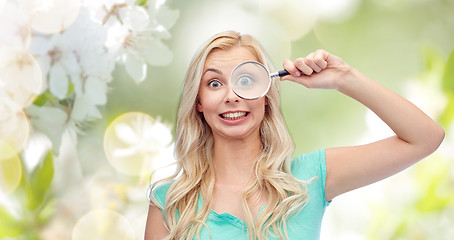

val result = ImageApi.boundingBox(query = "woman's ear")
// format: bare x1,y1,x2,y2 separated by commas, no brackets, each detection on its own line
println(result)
196,100,203,112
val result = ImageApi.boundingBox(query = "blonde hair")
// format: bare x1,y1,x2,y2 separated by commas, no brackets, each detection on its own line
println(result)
150,31,310,239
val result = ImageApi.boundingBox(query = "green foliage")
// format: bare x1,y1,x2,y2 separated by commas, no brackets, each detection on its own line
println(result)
0,151,56,238
442,50,454,93
0,206,25,237
136,0,147,6
33,81,75,107
415,157,453,212
440,50,454,126
390,221,407,239
26,151,54,211
423,46,446,74
32,90,58,107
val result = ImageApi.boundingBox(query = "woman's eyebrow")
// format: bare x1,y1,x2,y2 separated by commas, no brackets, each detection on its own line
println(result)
203,68,223,76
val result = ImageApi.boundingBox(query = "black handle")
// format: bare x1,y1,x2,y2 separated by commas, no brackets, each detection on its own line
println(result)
278,69,290,77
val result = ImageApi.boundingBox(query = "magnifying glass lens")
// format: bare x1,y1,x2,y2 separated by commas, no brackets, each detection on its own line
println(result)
237,74,255,87
231,61,271,99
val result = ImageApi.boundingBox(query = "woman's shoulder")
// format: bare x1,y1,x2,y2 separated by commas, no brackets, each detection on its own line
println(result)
290,149,331,206
151,181,173,209
291,148,325,165
290,148,326,179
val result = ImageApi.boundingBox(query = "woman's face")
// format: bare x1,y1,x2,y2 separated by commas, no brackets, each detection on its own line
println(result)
197,46,267,141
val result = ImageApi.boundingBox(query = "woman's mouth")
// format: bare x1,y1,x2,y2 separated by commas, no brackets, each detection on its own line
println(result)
220,111,249,120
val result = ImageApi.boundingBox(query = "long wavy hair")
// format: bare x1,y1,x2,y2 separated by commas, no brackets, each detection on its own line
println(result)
150,31,310,240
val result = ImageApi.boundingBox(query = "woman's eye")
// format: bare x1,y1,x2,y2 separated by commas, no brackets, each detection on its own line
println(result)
208,80,222,88
236,74,254,87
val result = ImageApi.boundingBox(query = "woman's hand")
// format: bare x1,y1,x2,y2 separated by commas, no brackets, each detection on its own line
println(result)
281,49,352,90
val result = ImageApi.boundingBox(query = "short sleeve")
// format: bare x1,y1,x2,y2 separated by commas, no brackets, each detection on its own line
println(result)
152,183,172,210
290,149,331,206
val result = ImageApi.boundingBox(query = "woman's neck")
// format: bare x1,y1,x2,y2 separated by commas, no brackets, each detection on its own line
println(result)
211,134,262,186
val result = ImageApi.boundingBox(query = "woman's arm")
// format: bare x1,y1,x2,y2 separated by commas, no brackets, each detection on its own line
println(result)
145,203,169,240
282,50,445,201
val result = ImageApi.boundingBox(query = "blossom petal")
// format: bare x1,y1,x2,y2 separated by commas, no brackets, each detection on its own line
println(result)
144,121,172,151
26,105,67,151
125,6,149,32
0,1,31,49
71,95,103,121
49,65,69,99
85,103,102,119
29,36,52,55
124,53,147,84
85,77,107,105
112,147,139,158
114,123,139,145
156,5,179,30
71,96,88,121
0,99,30,154
140,38,172,66
20,0,81,34
62,51,80,74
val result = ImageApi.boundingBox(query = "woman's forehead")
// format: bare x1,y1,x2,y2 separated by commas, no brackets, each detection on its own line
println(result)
204,46,259,67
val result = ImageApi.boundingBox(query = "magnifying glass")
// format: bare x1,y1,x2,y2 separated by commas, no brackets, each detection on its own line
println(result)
230,61,290,99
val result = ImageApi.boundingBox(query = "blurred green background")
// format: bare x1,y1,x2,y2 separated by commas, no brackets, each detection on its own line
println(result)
1,0,454,239
106,0,454,238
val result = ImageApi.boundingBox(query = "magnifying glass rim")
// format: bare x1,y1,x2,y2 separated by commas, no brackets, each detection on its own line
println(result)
230,61,272,100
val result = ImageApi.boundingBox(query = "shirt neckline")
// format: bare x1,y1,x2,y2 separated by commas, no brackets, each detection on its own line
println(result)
208,204,267,229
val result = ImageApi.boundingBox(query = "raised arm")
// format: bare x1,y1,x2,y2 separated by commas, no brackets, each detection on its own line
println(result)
282,50,445,201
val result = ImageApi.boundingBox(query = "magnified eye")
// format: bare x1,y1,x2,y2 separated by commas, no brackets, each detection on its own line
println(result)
236,74,255,87
230,61,270,99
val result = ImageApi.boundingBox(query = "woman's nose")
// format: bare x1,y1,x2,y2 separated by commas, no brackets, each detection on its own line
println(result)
224,85,240,103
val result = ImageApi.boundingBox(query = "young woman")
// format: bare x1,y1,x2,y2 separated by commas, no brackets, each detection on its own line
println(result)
145,31,444,240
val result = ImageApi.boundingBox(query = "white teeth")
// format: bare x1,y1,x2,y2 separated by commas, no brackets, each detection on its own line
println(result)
221,112,247,120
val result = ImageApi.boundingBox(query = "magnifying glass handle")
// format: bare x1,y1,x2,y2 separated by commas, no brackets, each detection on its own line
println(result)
278,69,290,77
270,69,290,78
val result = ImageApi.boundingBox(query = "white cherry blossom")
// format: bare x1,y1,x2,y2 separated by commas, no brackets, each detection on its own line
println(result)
113,117,172,157
86,0,179,83
18,0,81,34
31,33,79,99
0,1,31,49
0,98,30,156
104,112,173,176
29,8,115,124
0,46,43,108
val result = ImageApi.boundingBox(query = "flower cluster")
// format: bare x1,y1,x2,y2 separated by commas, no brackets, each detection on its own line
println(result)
0,0,179,152
0,1,178,238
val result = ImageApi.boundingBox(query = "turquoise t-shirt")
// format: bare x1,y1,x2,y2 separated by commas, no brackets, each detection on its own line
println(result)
153,149,330,239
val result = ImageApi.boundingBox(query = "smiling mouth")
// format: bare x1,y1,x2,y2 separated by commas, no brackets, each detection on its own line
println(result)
220,112,249,120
